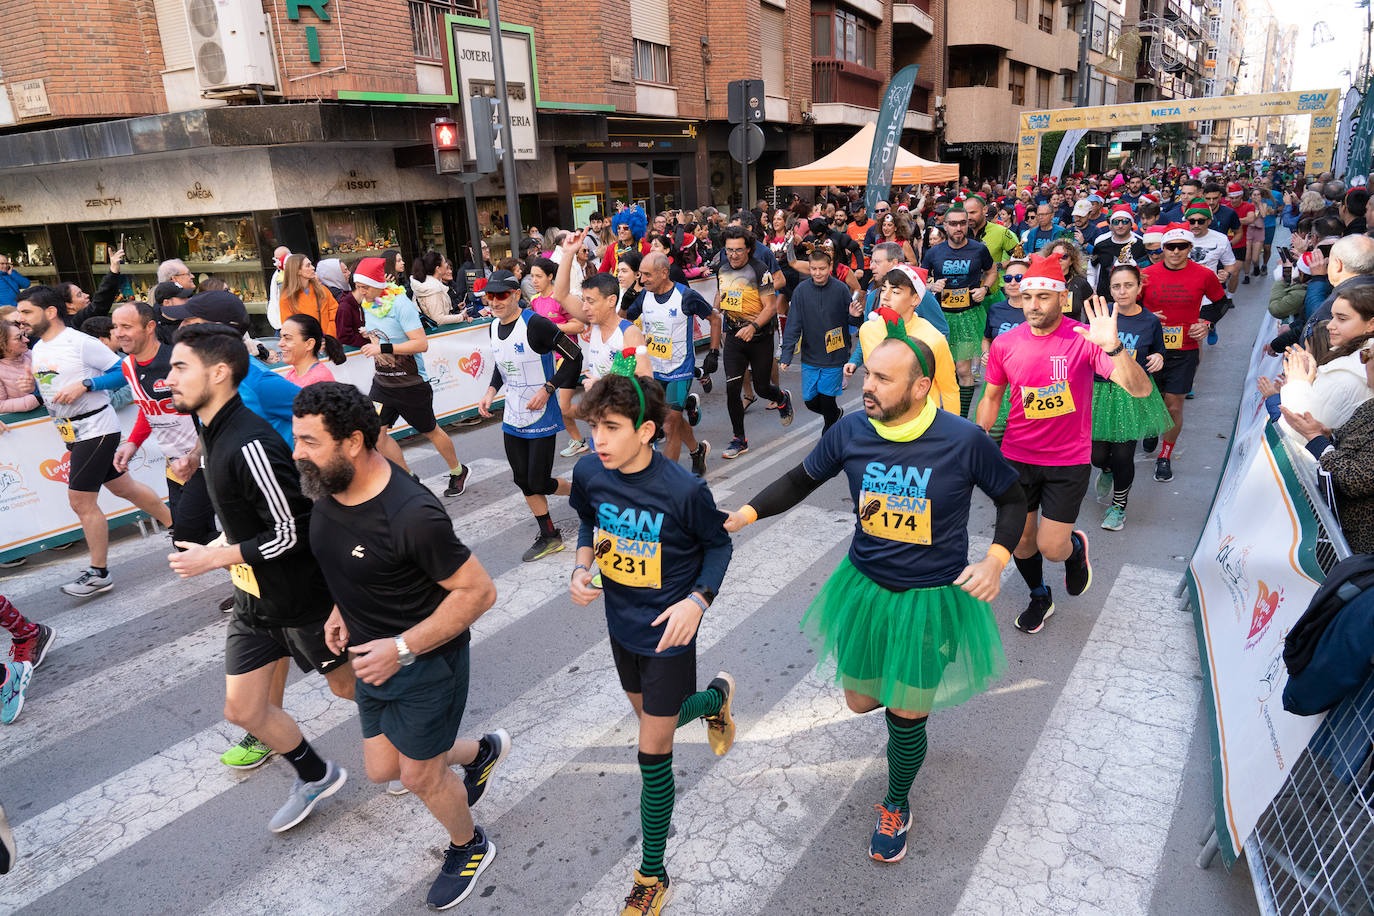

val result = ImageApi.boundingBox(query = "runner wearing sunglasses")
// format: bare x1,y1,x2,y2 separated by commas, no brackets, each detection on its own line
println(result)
1140,225,1229,482
979,258,1030,444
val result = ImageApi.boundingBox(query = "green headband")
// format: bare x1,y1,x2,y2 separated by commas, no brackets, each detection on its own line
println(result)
875,307,932,379
608,348,647,428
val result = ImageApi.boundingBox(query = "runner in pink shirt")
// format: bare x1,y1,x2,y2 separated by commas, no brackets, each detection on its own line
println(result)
977,253,1153,634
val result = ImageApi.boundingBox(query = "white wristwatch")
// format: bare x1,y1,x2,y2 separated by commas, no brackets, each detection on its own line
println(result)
394,635,416,666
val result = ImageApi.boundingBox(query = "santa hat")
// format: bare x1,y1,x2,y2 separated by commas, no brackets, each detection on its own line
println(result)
1018,253,1066,292
1142,226,1165,245
1109,205,1134,221
887,264,929,300
1161,223,1194,245
1184,200,1211,220
352,256,389,289
1139,192,1159,205
1227,182,1243,198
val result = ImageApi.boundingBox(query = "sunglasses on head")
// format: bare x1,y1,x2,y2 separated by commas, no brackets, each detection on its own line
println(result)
1163,242,1191,251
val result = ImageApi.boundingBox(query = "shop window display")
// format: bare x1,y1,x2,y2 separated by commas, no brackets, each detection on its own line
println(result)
79,221,160,301
177,214,267,308
0,227,58,283
312,207,402,258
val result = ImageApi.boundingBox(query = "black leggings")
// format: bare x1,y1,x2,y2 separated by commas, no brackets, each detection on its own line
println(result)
504,433,559,497
724,329,785,438
804,394,843,431
1091,440,1135,500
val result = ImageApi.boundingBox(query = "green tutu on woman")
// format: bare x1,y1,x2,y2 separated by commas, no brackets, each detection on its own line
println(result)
725,310,1028,865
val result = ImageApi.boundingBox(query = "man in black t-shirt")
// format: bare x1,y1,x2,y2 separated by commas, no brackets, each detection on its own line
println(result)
293,382,508,912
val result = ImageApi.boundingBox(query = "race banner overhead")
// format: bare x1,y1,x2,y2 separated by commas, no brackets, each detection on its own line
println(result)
1015,89,1341,187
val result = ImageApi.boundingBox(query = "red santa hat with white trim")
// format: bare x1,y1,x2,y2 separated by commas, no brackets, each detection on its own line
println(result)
1161,222,1194,246
888,263,929,299
1018,253,1067,293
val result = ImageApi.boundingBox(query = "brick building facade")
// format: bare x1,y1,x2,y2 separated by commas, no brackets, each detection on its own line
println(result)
0,0,948,309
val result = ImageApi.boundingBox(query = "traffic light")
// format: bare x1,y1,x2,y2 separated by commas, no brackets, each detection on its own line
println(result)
470,97,500,175
432,117,462,174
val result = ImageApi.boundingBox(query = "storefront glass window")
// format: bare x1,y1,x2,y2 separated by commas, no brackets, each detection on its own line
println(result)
570,161,606,227
175,214,267,307
651,160,681,213
417,205,449,260
708,153,737,210
0,227,57,284
79,221,159,301
312,207,402,259
475,199,512,261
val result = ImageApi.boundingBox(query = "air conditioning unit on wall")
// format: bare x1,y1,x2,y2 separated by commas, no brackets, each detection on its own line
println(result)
184,0,278,92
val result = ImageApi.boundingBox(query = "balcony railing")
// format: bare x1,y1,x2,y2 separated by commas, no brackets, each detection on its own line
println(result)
812,59,884,108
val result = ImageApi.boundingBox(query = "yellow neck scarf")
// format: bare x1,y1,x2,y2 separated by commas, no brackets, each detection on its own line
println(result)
869,397,937,442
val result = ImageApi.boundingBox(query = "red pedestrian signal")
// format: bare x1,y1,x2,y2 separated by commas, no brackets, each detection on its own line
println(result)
432,118,460,150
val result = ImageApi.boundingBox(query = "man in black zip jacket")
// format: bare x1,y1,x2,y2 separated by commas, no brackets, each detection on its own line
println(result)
165,322,355,833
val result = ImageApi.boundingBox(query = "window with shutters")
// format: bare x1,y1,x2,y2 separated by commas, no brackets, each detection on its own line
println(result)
408,1,479,60
1038,0,1054,33
154,0,193,71
1036,70,1051,108
633,40,671,84
1016,0,1030,23
1009,62,1027,106
762,4,785,98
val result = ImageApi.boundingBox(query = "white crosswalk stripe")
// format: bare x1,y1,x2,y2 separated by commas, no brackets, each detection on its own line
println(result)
951,564,1200,916
0,414,843,910
199,505,855,915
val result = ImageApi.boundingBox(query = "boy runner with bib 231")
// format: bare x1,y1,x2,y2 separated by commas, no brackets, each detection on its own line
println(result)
569,364,736,916
977,254,1153,635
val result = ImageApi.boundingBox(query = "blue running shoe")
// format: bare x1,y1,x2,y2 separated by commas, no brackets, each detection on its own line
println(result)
463,729,512,806
869,803,912,863
427,825,495,910
1207,328,1219,346
0,661,32,725
268,760,347,832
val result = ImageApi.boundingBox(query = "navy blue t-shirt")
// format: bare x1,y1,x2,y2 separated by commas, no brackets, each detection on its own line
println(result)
1097,307,1165,378
983,298,1027,340
571,451,732,656
921,240,994,312
802,410,1019,590
1210,205,1241,245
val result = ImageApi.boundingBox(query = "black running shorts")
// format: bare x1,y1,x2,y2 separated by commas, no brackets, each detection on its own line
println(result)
225,614,348,677
1008,460,1091,525
355,638,470,761
610,637,697,717
1154,350,1201,396
370,380,438,435
68,433,123,493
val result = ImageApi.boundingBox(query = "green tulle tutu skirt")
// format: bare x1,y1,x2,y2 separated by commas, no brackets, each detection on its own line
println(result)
1090,379,1174,442
800,557,1007,714
944,303,988,363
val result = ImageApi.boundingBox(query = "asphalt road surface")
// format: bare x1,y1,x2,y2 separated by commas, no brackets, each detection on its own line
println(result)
0,277,1277,915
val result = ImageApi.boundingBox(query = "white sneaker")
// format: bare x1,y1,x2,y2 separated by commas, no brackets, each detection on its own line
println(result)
560,439,590,458
386,779,410,796
60,568,113,598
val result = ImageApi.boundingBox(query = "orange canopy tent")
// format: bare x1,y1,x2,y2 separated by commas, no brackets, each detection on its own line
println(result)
771,123,959,186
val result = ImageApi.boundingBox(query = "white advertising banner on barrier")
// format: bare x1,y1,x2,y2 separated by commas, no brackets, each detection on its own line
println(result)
1187,315,1325,866
0,321,501,561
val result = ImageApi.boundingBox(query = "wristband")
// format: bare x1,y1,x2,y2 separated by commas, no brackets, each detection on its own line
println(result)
687,593,709,613
1103,342,1125,358
738,505,759,526
572,563,589,579
380,342,394,354
987,544,1012,568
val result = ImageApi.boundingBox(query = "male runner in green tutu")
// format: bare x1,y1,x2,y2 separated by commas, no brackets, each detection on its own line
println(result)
724,309,1027,864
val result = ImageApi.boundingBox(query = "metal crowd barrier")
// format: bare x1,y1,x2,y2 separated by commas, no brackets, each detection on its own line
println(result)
1197,426,1373,915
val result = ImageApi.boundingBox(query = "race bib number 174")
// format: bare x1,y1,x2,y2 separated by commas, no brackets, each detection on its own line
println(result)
857,491,932,545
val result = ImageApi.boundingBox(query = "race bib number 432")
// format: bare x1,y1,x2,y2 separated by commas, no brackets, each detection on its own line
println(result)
594,529,662,589
1020,383,1075,419
857,491,932,545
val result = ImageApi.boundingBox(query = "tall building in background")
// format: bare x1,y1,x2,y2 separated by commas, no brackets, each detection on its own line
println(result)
1198,0,1246,160
1230,3,1299,155
941,0,1081,177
